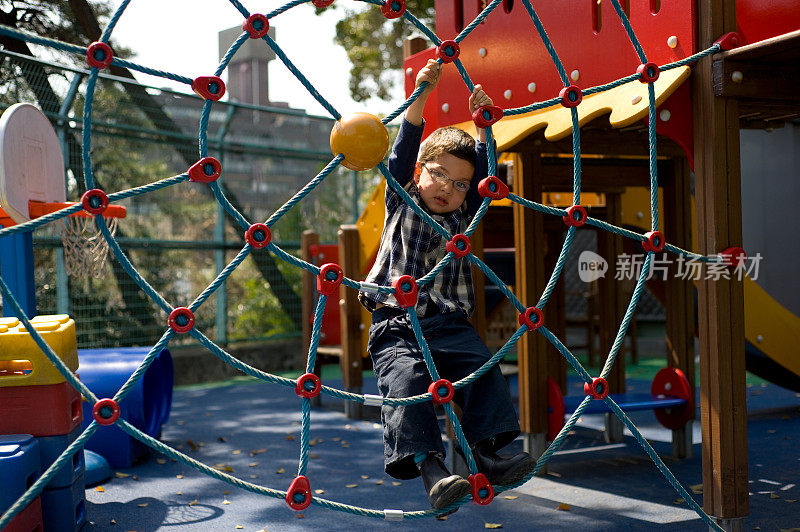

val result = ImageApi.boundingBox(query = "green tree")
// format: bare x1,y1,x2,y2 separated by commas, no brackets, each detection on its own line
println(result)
321,0,435,103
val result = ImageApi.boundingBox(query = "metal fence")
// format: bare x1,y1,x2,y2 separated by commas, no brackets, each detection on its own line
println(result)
1,48,378,349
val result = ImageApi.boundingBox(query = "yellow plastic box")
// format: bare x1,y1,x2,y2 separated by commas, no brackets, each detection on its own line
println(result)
0,314,78,387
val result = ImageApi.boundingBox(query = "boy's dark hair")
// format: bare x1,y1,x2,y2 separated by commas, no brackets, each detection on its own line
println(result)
418,127,476,167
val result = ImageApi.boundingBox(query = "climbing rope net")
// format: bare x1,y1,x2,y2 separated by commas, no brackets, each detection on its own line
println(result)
0,0,743,528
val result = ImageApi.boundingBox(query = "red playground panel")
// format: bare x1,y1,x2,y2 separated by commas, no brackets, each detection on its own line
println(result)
0,381,83,437
308,243,341,346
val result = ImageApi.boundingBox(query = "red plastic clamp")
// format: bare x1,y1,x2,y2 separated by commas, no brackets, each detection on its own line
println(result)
245,223,272,249
469,473,494,505
719,246,746,268
81,189,109,215
637,62,660,83
518,306,544,331
92,398,120,425
295,373,322,399
86,42,113,69
286,475,312,511
446,234,471,258
168,307,195,334
317,263,344,296
243,14,270,39
381,0,406,18
312,0,334,7
192,76,226,101
428,379,454,405
559,85,582,108
436,40,460,63
642,231,665,253
562,205,587,227
584,377,609,400
477,176,509,200
472,105,503,128
188,157,221,183
392,275,418,308
714,32,741,51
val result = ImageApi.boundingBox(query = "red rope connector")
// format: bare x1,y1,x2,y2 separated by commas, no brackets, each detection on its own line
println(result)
243,14,270,39
188,157,221,183
286,475,312,510
446,234,471,258
428,379,454,405
562,205,587,227
472,105,503,128
244,223,272,249
642,231,665,253
436,40,460,63
714,32,741,51
86,42,113,69
192,76,226,101
317,263,343,296
168,307,195,334
559,85,582,108
295,373,322,399
518,307,544,331
469,473,494,505
392,275,418,308
637,62,660,84
81,189,109,215
477,176,509,200
381,0,406,19
584,377,609,400
92,398,120,425
312,0,334,7
719,246,746,268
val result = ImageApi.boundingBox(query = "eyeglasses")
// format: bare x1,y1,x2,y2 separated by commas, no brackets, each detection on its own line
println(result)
423,165,470,193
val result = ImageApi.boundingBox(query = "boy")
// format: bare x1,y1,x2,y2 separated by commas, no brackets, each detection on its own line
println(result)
358,60,536,512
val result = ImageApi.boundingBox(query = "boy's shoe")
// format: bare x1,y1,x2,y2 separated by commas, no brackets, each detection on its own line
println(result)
417,454,471,512
472,444,537,487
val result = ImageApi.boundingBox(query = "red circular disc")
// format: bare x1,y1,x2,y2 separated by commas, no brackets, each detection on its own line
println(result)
168,307,195,334
81,189,109,215
651,367,693,430
92,398,120,425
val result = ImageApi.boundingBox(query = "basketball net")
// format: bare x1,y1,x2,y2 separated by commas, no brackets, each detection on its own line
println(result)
55,215,118,278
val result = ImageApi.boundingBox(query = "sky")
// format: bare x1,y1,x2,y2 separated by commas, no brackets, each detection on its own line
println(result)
109,0,405,118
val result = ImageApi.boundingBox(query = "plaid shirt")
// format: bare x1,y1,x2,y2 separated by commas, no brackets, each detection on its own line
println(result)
358,119,488,318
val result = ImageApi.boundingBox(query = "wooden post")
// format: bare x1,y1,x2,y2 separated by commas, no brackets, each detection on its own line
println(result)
470,222,487,341
512,151,548,458
596,192,626,442
693,0,749,525
544,219,567,394
664,158,697,459
338,225,363,419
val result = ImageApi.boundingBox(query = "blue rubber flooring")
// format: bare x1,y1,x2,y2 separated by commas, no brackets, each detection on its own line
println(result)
82,375,800,531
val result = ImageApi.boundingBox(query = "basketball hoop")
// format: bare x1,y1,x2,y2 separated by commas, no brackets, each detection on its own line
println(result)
0,103,126,279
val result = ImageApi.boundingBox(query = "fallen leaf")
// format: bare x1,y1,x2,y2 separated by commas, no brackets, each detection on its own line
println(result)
673,498,685,504
309,438,319,446
771,493,781,499
346,484,357,488
176,474,184,479
250,449,268,456
342,444,350,448
235,526,243,529
296,513,305,519
375,480,384,485
218,436,227,442
132,475,139,481
198,442,205,447
310,454,320,459
248,462,259,467
556,503,570,511
485,523,503,529
504,495,518,500
249,474,258,479
392,481,402,486
157,459,167,464
276,468,285,474
115,472,130,478
314,489,325,495
547,471,562,478
361,475,369,479
690,484,703,494
177,492,182,495
188,499,198,506
769,430,777,434
232,450,242,455
223,499,231,505
110,519,116,525
436,515,448,521
286,435,296,441
186,440,198,451
94,486,105,492
786,500,797,503
332,437,341,442
138,503,148,508
213,464,234,473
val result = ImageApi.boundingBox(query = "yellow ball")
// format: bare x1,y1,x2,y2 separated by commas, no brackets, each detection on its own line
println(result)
330,112,390,171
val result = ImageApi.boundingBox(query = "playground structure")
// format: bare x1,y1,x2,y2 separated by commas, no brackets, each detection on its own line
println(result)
0,0,797,530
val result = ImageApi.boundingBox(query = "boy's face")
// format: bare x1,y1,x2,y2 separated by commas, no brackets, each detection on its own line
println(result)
414,153,474,215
